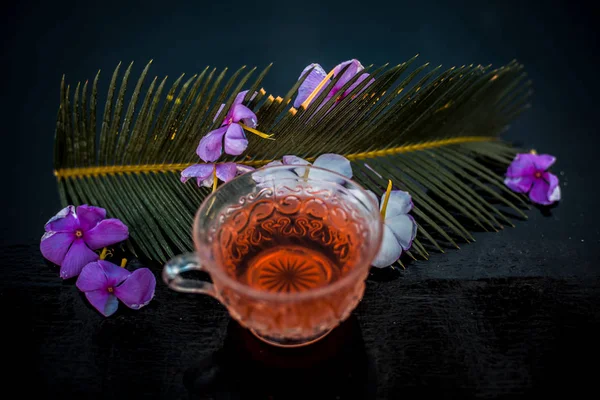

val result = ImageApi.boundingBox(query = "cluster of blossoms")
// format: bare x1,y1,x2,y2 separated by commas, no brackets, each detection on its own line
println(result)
40,205,156,316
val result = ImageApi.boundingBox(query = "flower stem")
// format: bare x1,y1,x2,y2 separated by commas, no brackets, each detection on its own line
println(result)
239,123,275,140
380,179,393,219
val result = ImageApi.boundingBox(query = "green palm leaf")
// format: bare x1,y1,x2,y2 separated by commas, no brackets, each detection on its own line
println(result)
53,57,531,264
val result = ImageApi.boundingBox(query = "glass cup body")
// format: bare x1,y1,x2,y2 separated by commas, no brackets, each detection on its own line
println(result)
163,165,383,347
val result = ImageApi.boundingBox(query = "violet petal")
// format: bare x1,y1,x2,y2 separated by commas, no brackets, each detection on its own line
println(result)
60,238,99,279
231,104,257,128
85,290,119,317
381,190,413,217
546,172,561,203
504,176,534,193
293,63,329,108
312,154,353,179
181,164,214,183
45,205,79,232
76,261,109,292
533,154,556,171
84,219,129,250
343,74,373,98
529,178,551,205
332,59,364,92
100,260,132,287
371,225,403,268
215,163,238,183
114,268,156,310
197,126,228,162
506,153,536,178
385,214,417,250
40,231,75,266
282,155,310,165
76,205,107,231
236,164,256,175
223,123,248,156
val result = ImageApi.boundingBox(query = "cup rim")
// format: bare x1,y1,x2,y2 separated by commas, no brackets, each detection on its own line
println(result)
193,164,383,302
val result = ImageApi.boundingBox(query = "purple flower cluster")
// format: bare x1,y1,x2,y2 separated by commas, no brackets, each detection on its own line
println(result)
182,91,258,188
41,205,155,317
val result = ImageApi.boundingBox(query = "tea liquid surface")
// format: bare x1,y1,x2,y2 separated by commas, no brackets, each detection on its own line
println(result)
214,195,367,293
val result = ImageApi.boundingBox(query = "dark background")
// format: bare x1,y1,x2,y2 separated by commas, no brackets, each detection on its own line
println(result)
2,0,599,398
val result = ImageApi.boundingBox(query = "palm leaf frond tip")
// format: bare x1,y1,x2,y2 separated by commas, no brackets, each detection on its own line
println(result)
53,57,531,263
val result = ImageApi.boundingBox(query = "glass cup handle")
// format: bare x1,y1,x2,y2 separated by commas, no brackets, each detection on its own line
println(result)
162,253,216,296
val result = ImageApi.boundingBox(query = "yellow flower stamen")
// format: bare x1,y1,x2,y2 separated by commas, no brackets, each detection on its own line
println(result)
239,123,275,140
300,68,336,110
120,258,127,268
380,179,393,219
212,165,218,193
530,149,537,155
99,248,110,260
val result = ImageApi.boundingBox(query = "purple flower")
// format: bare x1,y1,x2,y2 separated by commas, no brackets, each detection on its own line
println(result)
504,152,561,205
293,59,373,108
368,189,417,268
197,91,258,162
253,153,353,184
40,205,129,279
181,162,254,188
76,260,156,317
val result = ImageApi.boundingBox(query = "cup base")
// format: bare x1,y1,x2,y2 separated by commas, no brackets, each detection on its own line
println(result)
250,329,333,348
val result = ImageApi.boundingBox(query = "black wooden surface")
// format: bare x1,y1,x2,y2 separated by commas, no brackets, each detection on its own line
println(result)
2,0,599,398
4,227,599,398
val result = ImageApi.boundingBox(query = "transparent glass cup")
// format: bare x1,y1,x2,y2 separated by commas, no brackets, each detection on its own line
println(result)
163,165,383,347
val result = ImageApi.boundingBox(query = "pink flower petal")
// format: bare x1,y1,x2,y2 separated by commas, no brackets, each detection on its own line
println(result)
385,214,417,250
532,154,556,171
343,74,373,99
506,153,536,178
100,260,132,287
294,63,329,108
282,155,310,165
504,176,534,193
45,205,79,232
231,104,257,128
114,268,156,310
312,154,353,179
381,190,413,217
529,178,551,205
371,225,403,268
76,261,109,292
76,205,107,231
77,260,131,292
216,163,238,183
546,172,561,202
60,239,99,279
40,231,75,265
223,123,248,156
180,164,214,183
236,164,255,175
332,59,364,93
85,289,119,317
84,219,129,250
197,126,227,162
